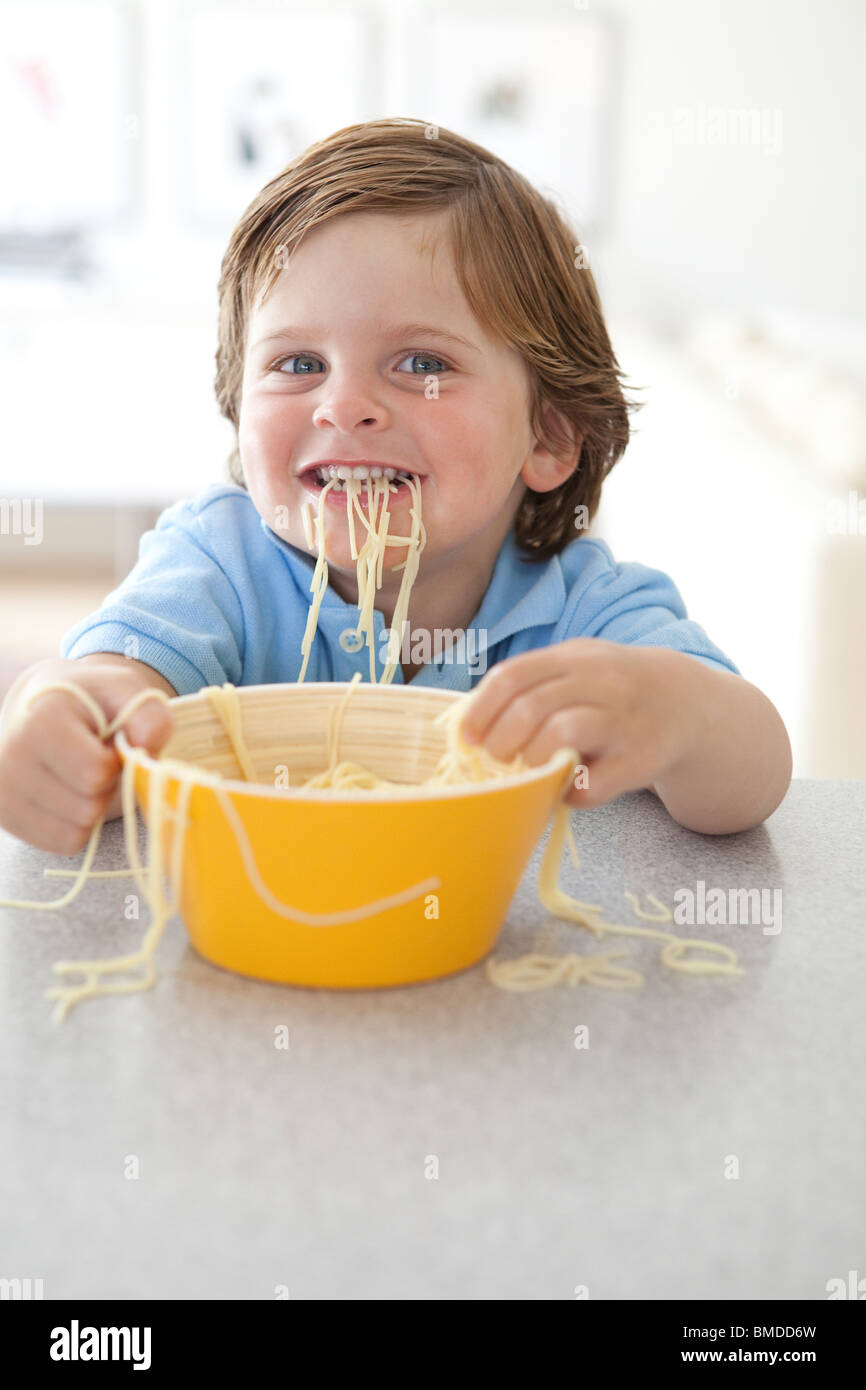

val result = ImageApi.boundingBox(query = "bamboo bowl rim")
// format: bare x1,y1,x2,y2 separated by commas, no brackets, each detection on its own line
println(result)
115,681,578,805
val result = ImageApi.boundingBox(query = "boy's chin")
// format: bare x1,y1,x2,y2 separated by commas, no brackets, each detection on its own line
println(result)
325,545,421,577
302,526,430,570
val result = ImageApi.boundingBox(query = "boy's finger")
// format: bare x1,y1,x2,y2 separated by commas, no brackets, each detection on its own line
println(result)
3,801,93,857
18,702,122,798
54,673,173,756
118,699,173,753
462,675,576,762
68,673,173,750
461,655,558,742
519,706,609,769
16,753,115,831
462,639,609,743
0,762,109,857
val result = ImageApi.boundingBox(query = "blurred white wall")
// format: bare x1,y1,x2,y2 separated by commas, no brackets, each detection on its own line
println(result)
600,0,866,327
589,0,866,780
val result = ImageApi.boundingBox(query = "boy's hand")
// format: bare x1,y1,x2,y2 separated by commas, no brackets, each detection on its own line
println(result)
460,639,700,809
0,656,175,855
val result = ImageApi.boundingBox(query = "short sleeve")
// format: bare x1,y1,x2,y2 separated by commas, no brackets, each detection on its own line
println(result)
559,540,740,676
59,504,245,695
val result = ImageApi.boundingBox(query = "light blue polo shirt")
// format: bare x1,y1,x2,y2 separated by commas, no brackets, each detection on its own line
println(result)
59,483,739,692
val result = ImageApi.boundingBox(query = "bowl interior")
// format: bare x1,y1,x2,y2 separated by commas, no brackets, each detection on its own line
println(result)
132,682,566,800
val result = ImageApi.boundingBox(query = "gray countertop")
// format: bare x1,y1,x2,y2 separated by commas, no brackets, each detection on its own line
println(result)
1,780,864,1301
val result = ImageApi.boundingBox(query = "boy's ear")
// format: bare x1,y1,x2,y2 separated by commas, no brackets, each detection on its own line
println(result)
520,403,583,494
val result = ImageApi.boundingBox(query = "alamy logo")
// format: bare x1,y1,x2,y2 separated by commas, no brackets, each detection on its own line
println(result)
339,621,488,674
49,1320,152,1371
673,880,782,935
0,1276,44,1299
826,1269,866,1299
0,497,43,545
673,104,783,156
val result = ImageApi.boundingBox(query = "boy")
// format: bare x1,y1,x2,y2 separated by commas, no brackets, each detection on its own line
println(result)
0,119,791,854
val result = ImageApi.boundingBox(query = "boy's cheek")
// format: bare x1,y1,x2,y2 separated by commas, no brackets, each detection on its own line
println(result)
238,381,291,432
238,408,294,478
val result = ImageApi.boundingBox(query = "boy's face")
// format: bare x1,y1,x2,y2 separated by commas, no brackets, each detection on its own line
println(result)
238,210,567,602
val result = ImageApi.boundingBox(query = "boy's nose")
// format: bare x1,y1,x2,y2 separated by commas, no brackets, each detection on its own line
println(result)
312,388,389,433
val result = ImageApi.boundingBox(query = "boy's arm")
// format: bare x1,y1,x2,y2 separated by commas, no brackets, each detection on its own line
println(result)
73,651,178,698
645,649,792,834
1,651,176,731
57,495,247,695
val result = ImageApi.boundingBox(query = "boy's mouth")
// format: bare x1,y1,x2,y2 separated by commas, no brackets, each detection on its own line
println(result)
298,462,424,499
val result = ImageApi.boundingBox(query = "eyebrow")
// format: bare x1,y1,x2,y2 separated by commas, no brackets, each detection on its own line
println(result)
251,322,481,354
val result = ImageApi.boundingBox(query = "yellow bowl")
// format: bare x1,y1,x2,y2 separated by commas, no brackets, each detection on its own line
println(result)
115,683,575,990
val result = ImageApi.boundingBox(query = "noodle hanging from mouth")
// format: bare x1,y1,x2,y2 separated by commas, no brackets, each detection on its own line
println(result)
297,473,425,685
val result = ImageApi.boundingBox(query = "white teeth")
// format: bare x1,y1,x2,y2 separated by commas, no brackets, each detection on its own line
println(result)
309,464,417,489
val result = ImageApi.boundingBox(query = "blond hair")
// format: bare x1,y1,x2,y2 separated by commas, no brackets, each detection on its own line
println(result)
215,117,638,561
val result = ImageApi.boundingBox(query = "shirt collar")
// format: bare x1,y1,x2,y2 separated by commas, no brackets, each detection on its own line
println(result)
470,529,567,646
261,516,567,644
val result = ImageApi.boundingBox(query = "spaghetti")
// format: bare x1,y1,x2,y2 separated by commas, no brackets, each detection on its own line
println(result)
298,473,425,686
0,484,744,1018
486,800,744,991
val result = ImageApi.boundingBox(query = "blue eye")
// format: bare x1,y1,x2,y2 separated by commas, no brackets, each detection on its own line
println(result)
273,351,448,376
396,352,447,375
276,355,323,374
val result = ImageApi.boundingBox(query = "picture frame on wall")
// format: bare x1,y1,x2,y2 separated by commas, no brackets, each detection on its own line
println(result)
181,1,380,231
412,3,620,240
0,0,140,233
